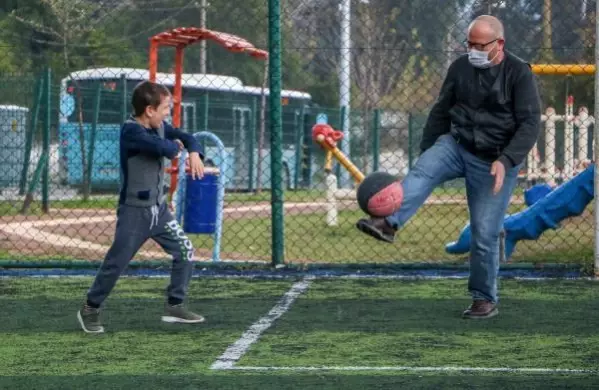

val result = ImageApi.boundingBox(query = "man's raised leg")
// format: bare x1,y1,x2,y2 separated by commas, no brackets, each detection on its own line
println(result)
356,134,465,243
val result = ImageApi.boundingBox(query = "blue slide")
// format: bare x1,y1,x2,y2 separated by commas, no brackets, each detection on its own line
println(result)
445,164,595,260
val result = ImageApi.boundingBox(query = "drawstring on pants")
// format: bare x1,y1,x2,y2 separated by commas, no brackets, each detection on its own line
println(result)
150,205,159,230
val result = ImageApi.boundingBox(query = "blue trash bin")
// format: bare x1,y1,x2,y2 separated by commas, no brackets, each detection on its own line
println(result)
183,167,220,234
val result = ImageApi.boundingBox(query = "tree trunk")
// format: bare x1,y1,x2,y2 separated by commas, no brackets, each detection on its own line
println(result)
542,0,554,62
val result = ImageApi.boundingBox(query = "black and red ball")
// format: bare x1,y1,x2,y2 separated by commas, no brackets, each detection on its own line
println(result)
356,171,404,217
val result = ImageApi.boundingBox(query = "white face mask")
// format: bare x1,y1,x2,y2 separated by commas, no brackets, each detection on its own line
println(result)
468,43,499,69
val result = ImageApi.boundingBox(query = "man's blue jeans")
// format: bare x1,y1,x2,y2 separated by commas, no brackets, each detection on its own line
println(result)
386,133,521,303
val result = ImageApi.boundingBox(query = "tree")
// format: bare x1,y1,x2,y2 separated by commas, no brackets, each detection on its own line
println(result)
0,17,21,74
9,0,103,70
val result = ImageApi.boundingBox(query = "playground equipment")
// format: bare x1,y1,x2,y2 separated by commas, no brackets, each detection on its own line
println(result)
312,122,365,226
446,163,594,261
168,131,227,262
149,27,268,261
148,27,268,211
530,64,596,75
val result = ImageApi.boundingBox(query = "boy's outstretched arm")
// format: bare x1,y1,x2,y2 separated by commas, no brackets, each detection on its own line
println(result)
121,124,180,159
164,122,205,179
164,122,204,159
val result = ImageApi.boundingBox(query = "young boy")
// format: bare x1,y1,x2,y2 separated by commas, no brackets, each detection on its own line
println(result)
77,80,205,334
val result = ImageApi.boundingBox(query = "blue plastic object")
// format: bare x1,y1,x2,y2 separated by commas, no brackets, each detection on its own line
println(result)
524,183,554,206
445,165,595,260
183,169,219,234
176,131,226,262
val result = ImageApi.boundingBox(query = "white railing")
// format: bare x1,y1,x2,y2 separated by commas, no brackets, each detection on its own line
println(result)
526,96,595,185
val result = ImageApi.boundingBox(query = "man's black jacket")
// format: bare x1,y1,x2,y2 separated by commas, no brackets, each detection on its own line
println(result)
419,51,541,170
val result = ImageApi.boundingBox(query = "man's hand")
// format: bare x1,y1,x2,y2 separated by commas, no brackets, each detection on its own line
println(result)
174,139,184,150
188,152,204,180
490,160,505,195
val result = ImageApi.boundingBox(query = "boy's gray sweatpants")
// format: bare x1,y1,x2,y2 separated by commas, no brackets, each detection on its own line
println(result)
87,203,194,306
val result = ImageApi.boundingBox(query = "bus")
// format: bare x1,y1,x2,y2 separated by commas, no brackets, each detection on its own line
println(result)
58,67,315,191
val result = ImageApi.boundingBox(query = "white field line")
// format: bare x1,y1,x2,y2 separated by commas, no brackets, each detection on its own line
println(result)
222,365,597,374
210,277,313,370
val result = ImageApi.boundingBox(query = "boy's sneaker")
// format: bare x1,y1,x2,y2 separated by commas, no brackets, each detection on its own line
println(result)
162,303,205,324
77,305,104,334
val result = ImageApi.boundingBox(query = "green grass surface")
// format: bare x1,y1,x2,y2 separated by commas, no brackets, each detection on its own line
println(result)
191,204,593,265
0,186,469,213
0,184,593,266
1,277,598,389
243,279,599,369
0,204,592,266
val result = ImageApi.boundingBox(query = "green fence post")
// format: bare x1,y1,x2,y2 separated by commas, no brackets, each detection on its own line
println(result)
408,112,414,169
41,67,51,213
120,74,127,122
248,97,257,191
202,93,209,131
372,109,381,172
20,153,49,214
303,109,313,188
19,74,43,195
294,106,305,189
291,108,298,187
269,0,284,266
335,105,346,179
84,83,102,200
199,93,209,153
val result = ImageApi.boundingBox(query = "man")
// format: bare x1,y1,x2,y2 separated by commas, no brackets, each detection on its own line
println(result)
356,15,541,319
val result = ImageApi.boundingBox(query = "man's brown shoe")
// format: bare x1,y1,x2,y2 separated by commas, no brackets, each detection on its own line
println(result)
462,300,498,319
356,217,396,243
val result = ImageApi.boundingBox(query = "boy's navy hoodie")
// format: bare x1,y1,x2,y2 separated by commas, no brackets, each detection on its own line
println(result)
119,116,203,207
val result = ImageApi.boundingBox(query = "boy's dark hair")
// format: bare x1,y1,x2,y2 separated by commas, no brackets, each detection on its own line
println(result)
131,80,171,116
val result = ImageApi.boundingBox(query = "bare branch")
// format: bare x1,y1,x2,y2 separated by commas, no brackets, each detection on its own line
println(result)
9,12,62,39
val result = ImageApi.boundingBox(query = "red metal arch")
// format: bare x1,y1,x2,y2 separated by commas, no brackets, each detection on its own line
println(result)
149,27,268,128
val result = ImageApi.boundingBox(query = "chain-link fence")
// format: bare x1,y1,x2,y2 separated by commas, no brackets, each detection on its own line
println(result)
277,0,597,269
0,0,596,272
